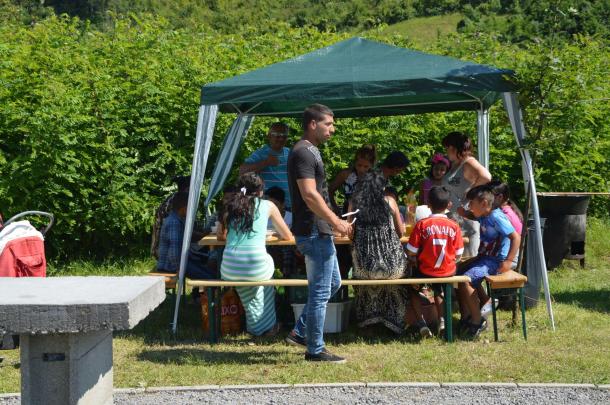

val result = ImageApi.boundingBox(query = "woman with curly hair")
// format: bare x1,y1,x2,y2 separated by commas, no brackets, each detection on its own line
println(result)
218,172,293,336
347,171,409,334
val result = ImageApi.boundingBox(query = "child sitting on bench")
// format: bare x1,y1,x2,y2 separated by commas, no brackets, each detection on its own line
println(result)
406,186,464,338
456,185,520,339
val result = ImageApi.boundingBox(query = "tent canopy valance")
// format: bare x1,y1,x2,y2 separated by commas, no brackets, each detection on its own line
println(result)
200,37,517,117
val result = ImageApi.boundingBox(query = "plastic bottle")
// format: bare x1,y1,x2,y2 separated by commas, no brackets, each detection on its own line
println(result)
404,188,418,231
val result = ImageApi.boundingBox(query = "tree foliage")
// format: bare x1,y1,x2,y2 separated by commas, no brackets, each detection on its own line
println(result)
459,0,610,41
1,4,608,260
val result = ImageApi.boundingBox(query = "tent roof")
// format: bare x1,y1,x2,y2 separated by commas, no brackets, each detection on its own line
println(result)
200,37,517,118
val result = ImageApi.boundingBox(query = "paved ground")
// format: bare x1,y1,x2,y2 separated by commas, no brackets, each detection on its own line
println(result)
1,383,609,404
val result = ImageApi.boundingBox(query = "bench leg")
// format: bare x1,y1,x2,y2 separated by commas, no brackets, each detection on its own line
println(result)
519,287,527,341
443,283,453,343
181,280,187,312
216,287,222,339
489,286,499,342
207,287,220,344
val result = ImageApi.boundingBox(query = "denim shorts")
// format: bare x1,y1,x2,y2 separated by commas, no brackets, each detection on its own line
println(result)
462,256,501,287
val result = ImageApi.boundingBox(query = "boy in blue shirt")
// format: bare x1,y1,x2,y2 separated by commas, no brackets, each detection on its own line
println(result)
457,185,521,339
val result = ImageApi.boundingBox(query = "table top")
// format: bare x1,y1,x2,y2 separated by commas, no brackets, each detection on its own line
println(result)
198,227,470,247
199,233,412,246
0,276,166,334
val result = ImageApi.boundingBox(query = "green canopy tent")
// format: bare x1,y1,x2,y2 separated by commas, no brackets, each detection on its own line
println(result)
172,37,552,333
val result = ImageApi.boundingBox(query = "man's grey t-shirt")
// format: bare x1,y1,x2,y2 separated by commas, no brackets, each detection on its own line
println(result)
287,140,333,236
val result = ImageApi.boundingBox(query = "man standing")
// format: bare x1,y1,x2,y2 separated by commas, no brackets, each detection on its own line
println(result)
239,122,291,210
285,104,352,363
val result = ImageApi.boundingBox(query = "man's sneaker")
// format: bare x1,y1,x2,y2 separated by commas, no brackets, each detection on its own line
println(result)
416,320,433,339
285,331,306,347
480,299,498,320
305,349,346,364
466,319,488,340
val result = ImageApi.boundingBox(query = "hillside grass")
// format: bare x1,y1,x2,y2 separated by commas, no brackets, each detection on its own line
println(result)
368,13,463,46
0,218,609,392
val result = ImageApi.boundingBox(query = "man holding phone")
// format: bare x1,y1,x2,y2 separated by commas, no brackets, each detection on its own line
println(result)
239,122,292,210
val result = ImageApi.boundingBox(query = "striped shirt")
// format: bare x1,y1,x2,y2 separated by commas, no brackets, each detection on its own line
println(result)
245,145,291,208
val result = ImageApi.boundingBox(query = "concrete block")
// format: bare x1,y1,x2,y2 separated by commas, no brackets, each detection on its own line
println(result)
21,330,113,405
0,276,165,405
0,276,165,334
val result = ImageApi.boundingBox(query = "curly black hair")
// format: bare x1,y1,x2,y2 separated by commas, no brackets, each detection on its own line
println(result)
349,170,390,226
224,172,264,234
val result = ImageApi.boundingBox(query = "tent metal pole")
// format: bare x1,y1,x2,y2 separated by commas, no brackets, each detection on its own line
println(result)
477,108,490,169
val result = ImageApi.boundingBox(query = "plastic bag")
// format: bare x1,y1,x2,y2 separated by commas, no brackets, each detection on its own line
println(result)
200,287,245,336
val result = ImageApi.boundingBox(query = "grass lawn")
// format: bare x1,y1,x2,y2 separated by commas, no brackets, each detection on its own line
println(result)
1,218,609,392
366,13,463,46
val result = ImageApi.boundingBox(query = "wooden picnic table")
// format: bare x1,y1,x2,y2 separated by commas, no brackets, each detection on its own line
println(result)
195,228,471,343
198,228,468,247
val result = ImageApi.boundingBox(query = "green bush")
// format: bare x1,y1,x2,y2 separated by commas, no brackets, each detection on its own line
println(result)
1,11,607,261
0,13,346,259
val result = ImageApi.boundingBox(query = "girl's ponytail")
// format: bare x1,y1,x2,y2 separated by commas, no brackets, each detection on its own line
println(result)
224,173,265,234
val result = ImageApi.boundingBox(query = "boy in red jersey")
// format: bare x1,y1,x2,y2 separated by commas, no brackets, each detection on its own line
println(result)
406,186,463,337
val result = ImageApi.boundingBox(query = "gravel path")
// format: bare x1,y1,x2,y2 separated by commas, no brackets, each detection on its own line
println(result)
2,383,609,404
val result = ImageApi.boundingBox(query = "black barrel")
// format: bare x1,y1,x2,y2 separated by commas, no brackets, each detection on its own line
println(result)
538,195,590,269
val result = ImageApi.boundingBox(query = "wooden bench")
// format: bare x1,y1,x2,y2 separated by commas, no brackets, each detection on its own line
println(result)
485,270,528,341
188,275,470,344
148,271,178,291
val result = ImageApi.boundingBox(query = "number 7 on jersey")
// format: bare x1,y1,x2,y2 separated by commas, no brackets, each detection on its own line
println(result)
433,238,447,268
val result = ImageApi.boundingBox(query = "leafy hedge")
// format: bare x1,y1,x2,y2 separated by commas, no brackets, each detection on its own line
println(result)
1,13,608,259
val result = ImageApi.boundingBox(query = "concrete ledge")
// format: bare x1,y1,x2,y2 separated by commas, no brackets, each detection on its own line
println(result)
367,382,441,388
146,385,221,392
597,385,610,390
293,382,366,388
114,388,146,394
441,382,518,388
218,384,292,390
0,393,19,399
517,383,597,389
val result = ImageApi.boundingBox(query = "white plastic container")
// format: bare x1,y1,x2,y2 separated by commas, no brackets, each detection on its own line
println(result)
291,301,352,333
